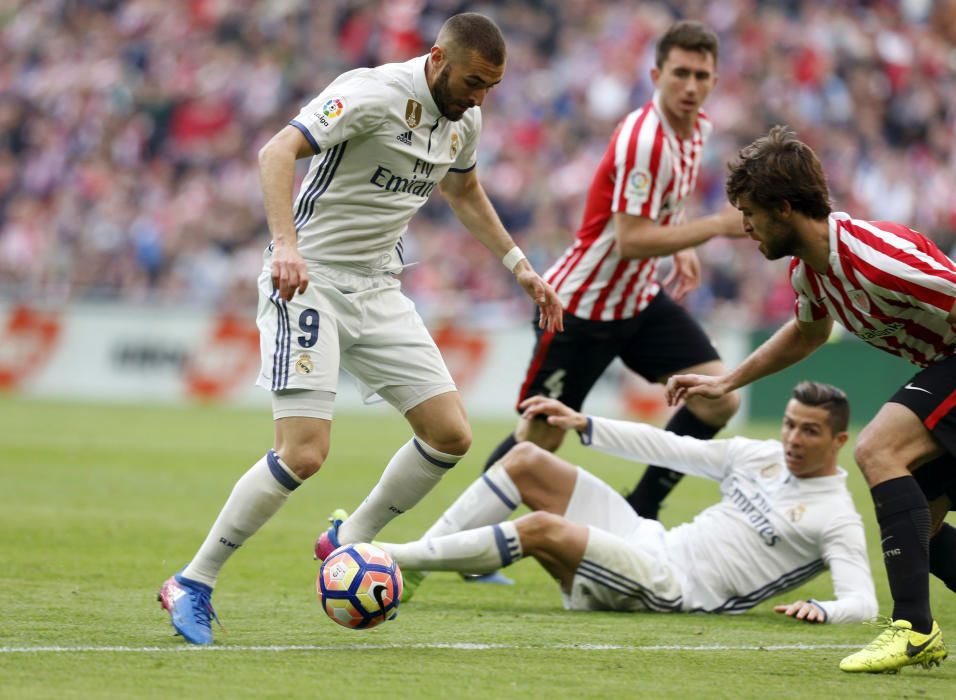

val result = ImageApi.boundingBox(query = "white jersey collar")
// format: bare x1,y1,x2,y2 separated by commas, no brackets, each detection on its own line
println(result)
411,54,441,121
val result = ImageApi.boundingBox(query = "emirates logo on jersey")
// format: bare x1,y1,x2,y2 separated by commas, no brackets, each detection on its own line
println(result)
847,289,870,313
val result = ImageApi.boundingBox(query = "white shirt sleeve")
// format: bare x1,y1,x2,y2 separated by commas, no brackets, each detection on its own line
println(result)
289,73,388,154
810,515,878,624
582,416,733,483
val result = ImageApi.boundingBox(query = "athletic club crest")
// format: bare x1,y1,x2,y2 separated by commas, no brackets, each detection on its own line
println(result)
847,289,870,313
405,99,422,128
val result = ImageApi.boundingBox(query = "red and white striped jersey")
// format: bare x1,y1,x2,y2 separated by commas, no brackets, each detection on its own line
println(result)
545,92,712,321
792,212,956,367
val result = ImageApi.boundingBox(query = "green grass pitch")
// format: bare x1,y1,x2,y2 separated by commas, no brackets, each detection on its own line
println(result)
0,395,952,698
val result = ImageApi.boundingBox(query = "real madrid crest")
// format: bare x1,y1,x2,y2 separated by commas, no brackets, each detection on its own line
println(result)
788,505,806,523
405,99,422,129
295,352,314,375
450,131,460,158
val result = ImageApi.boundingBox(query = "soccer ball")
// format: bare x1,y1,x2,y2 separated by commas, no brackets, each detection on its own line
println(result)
317,542,403,629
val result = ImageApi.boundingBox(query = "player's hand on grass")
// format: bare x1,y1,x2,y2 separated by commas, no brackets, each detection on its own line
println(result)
519,396,586,432
515,262,564,333
664,248,701,301
271,243,309,301
665,373,732,406
774,600,826,623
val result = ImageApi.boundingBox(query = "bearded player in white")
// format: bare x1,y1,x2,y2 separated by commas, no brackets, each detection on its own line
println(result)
158,13,562,645
379,381,877,625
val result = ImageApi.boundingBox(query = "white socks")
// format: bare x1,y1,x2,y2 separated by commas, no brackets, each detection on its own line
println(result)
338,438,462,543
382,521,523,574
424,462,522,538
182,451,301,587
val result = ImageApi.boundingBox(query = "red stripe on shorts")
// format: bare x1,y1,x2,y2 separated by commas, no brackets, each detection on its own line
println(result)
925,386,956,430
517,330,557,408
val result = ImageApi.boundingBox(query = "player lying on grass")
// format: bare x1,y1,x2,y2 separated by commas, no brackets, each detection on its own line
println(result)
374,381,878,623
666,126,954,673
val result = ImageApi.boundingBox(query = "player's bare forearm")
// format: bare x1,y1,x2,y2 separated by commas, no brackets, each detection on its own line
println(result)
614,206,743,260
441,171,564,332
439,171,514,257
666,319,830,404
258,126,311,299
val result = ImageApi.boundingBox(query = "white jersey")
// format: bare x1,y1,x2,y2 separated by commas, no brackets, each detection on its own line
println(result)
287,55,481,274
583,417,877,624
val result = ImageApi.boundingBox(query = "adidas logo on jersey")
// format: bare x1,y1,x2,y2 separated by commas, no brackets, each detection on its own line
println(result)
396,130,413,145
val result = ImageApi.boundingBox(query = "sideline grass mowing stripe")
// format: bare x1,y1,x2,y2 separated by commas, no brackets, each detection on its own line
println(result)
1,643,863,653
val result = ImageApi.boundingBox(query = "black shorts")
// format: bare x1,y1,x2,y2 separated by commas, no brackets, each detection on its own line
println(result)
889,353,956,501
516,292,720,411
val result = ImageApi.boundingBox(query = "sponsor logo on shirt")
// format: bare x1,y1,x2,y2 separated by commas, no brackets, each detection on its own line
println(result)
369,158,438,198
405,99,422,128
728,477,779,546
857,321,904,341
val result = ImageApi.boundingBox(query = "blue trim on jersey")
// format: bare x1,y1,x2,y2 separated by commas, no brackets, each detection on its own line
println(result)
807,599,828,622
447,162,476,174
295,141,349,231
482,473,518,510
492,524,518,566
690,559,827,614
577,558,683,611
293,141,348,230
269,290,291,390
289,120,320,155
413,438,457,469
266,450,301,491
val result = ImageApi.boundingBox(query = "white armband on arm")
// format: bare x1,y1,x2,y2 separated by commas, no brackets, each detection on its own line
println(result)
502,246,526,273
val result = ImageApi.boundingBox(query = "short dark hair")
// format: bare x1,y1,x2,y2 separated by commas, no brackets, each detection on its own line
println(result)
791,381,850,434
726,125,832,219
655,20,719,68
438,13,506,65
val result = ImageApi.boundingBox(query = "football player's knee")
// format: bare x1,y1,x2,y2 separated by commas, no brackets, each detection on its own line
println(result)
716,390,741,422
426,424,472,457
501,441,546,474
515,511,564,547
279,443,328,479
852,434,883,479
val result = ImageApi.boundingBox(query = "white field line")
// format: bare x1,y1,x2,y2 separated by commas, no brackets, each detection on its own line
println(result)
0,643,861,654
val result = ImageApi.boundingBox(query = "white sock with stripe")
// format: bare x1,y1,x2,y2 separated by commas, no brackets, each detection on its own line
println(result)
381,521,523,573
338,437,462,544
424,462,521,538
181,451,301,587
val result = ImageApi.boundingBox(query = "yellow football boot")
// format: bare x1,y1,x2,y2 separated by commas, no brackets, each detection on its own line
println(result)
840,619,947,673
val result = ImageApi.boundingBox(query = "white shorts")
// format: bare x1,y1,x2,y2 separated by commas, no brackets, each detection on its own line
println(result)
561,468,683,612
256,258,457,418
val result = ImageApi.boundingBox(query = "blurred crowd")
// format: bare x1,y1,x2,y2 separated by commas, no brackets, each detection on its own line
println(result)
1,0,954,328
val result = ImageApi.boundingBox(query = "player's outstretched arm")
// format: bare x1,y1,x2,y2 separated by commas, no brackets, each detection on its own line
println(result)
773,600,826,624
665,317,832,406
614,204,745,260
258,125,313,301
440,169,563,332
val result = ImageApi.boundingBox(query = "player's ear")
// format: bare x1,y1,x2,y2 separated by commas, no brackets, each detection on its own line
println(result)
430,45,447,69
650,66,661,86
